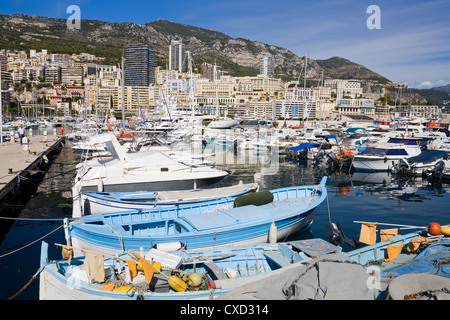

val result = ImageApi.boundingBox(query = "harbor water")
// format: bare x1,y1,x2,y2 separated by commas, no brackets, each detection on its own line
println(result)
0,142,449,300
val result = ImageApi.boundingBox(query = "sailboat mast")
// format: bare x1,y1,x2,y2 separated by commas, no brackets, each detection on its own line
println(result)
214,62,219,117
188,51,194,119
303,53,308,122
121,57,125,129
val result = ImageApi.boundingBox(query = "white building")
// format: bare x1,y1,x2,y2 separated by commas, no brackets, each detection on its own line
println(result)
259,56,273,77
325,79,363,99
270,100,317,120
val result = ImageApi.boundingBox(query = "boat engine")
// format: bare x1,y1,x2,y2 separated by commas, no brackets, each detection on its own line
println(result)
324,222,360,248
313,150,339,170
425,160,445,181
391,158,411,176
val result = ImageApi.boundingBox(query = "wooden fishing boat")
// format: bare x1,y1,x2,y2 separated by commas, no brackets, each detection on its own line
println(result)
345,226,450,299
39,238,341,300
80,181,259,215
67,177,328,255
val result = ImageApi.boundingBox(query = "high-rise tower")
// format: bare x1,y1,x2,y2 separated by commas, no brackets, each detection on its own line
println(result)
259,56,274,77
169,40,186,72
125,44,155,86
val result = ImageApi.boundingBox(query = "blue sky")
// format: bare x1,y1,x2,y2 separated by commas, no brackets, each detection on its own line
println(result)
2,0,450,88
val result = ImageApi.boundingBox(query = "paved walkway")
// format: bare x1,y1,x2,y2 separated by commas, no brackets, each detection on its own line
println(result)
0,134,64,186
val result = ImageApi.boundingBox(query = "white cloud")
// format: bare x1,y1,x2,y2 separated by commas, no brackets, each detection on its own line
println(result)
417,81,433,89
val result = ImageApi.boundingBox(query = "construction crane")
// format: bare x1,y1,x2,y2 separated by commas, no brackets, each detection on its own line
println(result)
383,80,406,121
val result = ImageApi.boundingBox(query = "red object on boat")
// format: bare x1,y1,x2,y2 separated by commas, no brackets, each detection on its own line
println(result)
428,222,441,236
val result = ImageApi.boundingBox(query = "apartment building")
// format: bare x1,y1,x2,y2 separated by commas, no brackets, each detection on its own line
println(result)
201,63,223,81
61,66,83,85
169,40,186,72
125,44,156,86
336,98,375,117
394,105,443,120
325,79,363,99
235,74,284,94
270,100,317,120
284,84,318,101
111,85,156,112
259,56,274,77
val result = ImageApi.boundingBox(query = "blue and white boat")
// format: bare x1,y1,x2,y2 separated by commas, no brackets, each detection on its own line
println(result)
390,149,450,177
67,177,328,255
286,142,321,161
39,238,341,300
352,138,424,171
80,181,260,215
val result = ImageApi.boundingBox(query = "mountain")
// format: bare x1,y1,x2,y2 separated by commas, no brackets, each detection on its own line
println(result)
432,84,450,93
410,88,450,106
0,14,390,84
315,57,389,84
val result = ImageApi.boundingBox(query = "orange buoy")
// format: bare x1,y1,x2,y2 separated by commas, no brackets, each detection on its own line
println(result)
428,222,441,236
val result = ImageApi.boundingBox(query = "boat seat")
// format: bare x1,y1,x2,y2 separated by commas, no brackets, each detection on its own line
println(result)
204,261,228,280
264,252,293,268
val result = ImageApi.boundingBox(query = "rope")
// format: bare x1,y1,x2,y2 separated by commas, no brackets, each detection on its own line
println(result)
106,224,125,252
0,224,64,259
326,193,331,223
7,263,51,300
404,287,450,300
0,216,66,221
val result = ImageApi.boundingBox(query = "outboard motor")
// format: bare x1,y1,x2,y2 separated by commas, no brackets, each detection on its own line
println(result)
392,158,410,176
427,160,445,180
324,222,360,248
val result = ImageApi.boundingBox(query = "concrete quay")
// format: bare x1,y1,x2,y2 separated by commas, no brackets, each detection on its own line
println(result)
0,133,65,212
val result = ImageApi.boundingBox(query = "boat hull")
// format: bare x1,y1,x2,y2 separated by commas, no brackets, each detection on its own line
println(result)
79,175,226,193
81,183,258,215
68,180,327,255
352,155,404,171
69,209,316,256
40,239,335,300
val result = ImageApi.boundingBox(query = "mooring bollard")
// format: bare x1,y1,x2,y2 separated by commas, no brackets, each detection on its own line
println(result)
22,136,29,151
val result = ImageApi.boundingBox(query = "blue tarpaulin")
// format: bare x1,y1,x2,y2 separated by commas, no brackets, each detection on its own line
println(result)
287,143,321,151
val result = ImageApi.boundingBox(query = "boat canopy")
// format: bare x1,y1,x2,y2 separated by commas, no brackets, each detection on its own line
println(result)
345,127,365,133
316,135,339,143
286,143,321,151
405,150,448,163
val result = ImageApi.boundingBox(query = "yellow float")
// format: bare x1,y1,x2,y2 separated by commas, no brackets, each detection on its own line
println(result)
168,276,187,292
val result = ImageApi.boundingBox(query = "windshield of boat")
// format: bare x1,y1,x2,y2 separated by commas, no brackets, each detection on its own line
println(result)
361,147,409,156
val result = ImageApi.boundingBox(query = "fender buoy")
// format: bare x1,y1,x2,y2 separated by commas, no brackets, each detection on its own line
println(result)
115,286,132,293
441,226,450,236
168,276,187,292
269,221,277,243
428,222,441,236
188,273,202,287
83,199,91,216
97,179,104,192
